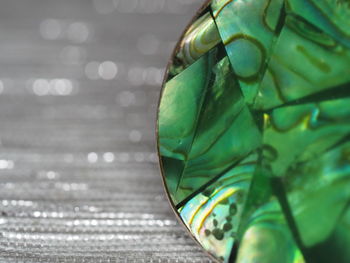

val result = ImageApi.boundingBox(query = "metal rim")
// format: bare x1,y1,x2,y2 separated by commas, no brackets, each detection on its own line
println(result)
155,0,221,262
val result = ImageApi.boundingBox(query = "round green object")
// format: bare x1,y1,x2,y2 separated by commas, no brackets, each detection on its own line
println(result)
157,0,350,262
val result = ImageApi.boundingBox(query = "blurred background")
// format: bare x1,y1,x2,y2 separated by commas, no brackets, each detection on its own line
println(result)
0,0,213,262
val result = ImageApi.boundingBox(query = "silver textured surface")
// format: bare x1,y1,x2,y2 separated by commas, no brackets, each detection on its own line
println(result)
0,0,213,262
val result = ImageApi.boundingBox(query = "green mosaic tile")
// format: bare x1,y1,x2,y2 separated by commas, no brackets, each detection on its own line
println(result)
157,1,350,262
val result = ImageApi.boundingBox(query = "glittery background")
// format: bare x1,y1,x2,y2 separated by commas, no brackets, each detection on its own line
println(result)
0,0,213,262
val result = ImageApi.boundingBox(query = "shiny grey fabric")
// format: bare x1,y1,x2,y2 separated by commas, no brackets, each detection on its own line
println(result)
0,0,213,262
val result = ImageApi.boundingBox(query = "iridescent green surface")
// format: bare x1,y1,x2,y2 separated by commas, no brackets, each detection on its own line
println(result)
157,0,350,262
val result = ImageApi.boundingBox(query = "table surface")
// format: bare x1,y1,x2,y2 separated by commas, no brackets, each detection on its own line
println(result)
0,0,213,262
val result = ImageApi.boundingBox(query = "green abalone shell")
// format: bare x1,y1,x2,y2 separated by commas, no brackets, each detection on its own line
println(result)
157,0,350,262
